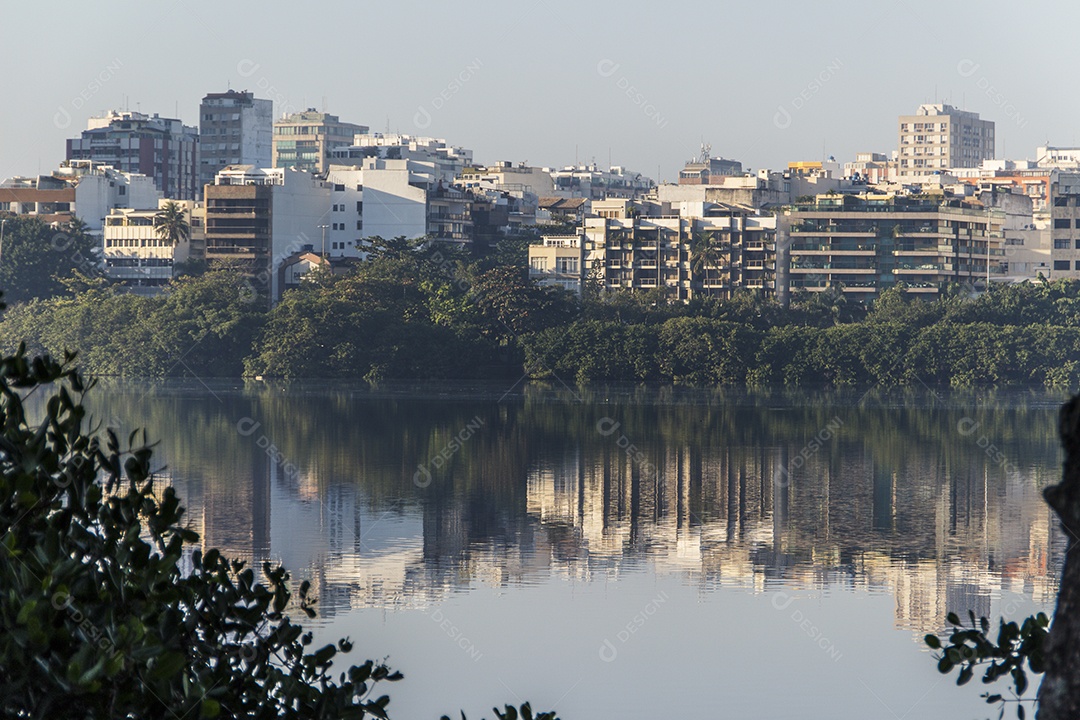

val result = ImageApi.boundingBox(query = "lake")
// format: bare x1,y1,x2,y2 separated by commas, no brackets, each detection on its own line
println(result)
73,381,1068,719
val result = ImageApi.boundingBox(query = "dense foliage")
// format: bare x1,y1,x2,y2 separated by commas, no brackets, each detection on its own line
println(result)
0,341,403,717
3,220,1080,386
0,217,100,304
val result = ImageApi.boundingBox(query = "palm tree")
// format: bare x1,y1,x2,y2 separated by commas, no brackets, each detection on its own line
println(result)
154,201,190,247
690,231,727,297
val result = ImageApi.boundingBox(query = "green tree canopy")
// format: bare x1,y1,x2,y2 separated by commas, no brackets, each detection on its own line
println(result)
0,216,101,304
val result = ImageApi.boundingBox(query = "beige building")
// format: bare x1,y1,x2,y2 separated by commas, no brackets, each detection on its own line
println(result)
102,199,204,290
528,235,584,294
584,200,777,299
272,110,369,173
898,104,995,179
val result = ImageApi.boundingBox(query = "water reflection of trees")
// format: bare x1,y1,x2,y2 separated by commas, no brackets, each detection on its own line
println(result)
73,382,1067,633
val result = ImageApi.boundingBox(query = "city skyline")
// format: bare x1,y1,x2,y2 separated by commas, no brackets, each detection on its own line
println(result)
2,1,1075,183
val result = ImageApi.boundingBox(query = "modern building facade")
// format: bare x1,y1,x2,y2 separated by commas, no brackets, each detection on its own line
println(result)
272,110,368,174
203,167,331,302
897,104,995,179
781,193,1005,301
199,90,273,193
102,199,204,290
67,111,200,200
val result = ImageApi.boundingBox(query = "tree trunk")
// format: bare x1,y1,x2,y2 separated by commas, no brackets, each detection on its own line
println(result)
1038,396,1080,718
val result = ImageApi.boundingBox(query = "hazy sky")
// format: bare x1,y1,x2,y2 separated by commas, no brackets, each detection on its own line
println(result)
2,1,1075,182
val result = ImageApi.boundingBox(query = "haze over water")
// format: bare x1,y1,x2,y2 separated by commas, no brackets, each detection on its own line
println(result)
70,382,1066,718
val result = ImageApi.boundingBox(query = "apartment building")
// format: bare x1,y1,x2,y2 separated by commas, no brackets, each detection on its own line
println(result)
897,104,995,179
325,159,473,252
0,160,160,234
560,200,777,299
329,133,470,184
547,163,654,200
203,167,331,302
528,235,585,294
199,90,273,192
1048,172,1080,280
272,110,368,174
678,146,743,185
781,193,1004,301
102,199,204,290
67,111,200,200
844,152,895,185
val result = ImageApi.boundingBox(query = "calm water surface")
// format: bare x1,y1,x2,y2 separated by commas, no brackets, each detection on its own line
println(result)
76,382,1068,719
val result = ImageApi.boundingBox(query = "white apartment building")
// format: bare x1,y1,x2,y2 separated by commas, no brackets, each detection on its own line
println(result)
547,164,654,200
0,160,160,235
460,162,555,196
328,133,472,184
325,158,473,254
898,104,995,179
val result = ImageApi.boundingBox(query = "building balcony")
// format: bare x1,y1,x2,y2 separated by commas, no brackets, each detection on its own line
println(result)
895,266,949,274
790,247,876,255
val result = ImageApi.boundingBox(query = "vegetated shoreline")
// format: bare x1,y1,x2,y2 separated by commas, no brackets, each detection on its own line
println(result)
5,240,1080,388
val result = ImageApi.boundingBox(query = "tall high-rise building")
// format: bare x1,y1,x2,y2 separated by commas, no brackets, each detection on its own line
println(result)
198,90,273,192
66,111,200,200
897,104,995,178
272,110,368,173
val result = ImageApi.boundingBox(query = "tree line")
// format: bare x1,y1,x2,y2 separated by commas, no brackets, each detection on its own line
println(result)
3,215,1080,386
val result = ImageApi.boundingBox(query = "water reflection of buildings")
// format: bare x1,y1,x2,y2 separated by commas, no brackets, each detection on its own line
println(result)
165,400,1065,639
523,443,1063,637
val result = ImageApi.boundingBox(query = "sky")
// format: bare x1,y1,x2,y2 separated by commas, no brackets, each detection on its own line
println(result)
1,0,1075,183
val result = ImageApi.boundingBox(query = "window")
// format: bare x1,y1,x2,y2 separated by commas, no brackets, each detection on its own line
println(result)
1055,260,1071,270
1055,219,1071,229
530,257,547,271
1076,260,1080,270
1055,239,1071,249
356,220,362,230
